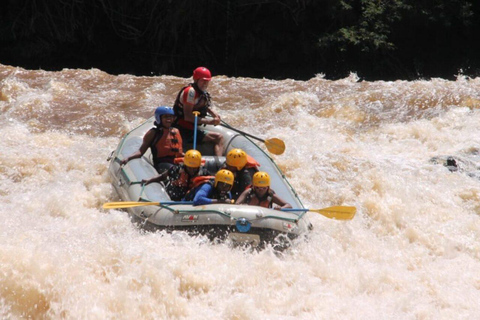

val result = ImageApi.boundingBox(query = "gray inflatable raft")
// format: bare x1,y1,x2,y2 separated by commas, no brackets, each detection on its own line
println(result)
107,117,312,248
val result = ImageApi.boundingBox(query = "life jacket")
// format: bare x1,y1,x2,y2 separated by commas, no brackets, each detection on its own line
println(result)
190,175,215,189
183,176,215,201
167,164,210,190
173,157,206,166
150,127,182,166
245,155,260,169
183,176,233,202
173,84,210,130
222,156,259,199
244,188,274,208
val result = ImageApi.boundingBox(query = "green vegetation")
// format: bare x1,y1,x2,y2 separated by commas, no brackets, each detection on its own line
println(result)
0,0,478,80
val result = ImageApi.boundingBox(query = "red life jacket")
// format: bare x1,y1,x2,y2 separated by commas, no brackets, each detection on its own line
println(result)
190,175,215,189
173,84,210,130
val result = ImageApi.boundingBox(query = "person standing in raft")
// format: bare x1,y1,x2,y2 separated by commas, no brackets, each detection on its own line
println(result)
172,66,224,156
142,149,211,201
121,106,183,173
221,148,259,200
192,169,234,206
236,172,292,210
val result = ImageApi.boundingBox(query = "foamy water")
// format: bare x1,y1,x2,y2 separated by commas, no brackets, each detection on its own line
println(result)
1,64,480,319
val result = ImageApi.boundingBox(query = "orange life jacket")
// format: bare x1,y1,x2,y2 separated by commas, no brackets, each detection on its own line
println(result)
150,127,182,164
246,155,260,169
244,188,274,208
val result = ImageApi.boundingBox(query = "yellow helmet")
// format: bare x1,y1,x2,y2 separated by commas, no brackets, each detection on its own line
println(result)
215,169,234,188
226,148,247,170
184,150,202,168
253,171,270,187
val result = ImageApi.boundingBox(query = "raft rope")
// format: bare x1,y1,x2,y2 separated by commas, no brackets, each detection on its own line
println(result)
115,159,302,223
133,197,300,223
112,117,305,224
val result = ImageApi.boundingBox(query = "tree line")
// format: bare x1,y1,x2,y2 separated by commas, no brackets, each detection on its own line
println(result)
1,0,479,80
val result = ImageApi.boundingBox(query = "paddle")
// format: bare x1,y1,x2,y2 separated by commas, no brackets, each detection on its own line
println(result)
192,111,200,150
281,206,356,220
219,120,285,155
103,201,193,209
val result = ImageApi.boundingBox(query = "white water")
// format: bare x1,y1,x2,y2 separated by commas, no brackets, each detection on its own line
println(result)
1,65,480,319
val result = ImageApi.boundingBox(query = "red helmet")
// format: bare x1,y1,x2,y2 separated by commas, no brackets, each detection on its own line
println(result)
193,67,212,81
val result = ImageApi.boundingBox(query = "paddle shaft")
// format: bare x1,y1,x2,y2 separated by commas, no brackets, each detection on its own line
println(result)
282,206,356,220
219,122,266,143
103,201,193,209
281,206,356,214
209,118,284,155
193,111,200,150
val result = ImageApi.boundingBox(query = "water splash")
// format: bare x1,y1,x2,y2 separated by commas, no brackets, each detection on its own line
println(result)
1,64,479,318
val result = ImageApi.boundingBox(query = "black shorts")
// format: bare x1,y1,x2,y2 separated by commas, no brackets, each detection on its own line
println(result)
178,127,207,144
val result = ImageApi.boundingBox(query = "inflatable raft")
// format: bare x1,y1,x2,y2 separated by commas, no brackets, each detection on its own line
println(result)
106,117,312,249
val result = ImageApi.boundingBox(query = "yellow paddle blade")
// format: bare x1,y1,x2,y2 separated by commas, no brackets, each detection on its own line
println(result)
102,201,161,209
310,206,356,220
264,138,285,155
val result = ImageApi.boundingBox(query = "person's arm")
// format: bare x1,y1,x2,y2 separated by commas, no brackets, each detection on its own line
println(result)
181,88,218,126
235,189,250,204
206,108,221,126
186,105,218,126
121,129,155,165
272,193,292,210
182,101,196,123
175,129,184,156
193,184,214,206
142,169,168,185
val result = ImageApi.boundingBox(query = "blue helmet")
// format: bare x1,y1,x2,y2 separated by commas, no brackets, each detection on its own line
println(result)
154,106,174,124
